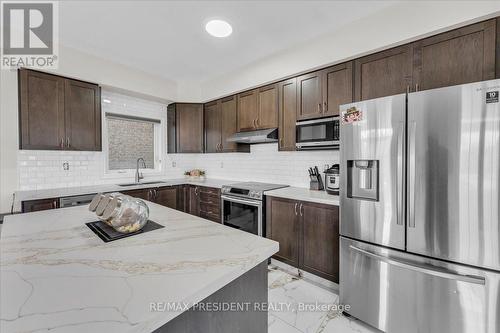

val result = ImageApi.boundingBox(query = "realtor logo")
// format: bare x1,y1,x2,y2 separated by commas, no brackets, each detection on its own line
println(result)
1,1,58,69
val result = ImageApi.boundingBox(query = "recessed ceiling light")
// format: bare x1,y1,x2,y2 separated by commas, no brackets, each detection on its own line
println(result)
205,19,232,38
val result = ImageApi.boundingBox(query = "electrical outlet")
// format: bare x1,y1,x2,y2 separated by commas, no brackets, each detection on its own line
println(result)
220,161,224,168
63,162,69,170
172,161,176,167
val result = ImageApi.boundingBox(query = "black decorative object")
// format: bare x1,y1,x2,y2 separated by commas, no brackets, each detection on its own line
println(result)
86,220,164,243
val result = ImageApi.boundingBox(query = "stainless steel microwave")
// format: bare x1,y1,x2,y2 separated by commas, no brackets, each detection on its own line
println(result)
295,116,340,150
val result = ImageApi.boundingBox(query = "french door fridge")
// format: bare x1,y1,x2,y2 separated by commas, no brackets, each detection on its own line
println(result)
339,79,500,333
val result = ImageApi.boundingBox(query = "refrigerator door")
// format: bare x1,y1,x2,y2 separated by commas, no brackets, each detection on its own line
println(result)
407,79,500,271
340,237,500,333
340,95,406,250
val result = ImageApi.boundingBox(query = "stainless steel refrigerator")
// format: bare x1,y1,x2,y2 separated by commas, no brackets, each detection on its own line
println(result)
339,79,500,333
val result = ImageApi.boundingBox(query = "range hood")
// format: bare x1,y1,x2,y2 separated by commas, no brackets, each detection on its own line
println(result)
226,128,278,144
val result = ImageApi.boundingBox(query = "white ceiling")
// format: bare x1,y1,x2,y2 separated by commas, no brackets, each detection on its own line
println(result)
60,1,397,86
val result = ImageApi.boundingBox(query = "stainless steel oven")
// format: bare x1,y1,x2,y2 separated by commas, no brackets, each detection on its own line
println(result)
296,116,340,150
221,195,263,236
221,182,289,237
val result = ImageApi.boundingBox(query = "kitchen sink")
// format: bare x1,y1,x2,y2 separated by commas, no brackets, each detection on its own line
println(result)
118,181,168,187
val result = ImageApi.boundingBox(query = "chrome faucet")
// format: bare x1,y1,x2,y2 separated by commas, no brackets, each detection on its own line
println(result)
135,158,146,183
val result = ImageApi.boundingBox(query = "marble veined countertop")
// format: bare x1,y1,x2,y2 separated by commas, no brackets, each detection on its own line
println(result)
15,178,236,203
0,203,278,332
265,186,340,206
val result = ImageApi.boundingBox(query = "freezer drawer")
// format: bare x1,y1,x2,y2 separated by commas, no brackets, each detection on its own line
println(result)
340,95,406,250
340,237,500,333
407,79,500,271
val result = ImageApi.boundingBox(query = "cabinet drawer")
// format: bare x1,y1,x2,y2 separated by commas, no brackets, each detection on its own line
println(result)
198,186,220,196
200,210,221,223
199,192,220,205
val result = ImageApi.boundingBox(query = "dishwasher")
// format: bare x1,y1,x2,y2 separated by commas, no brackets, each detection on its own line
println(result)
59,194,96,208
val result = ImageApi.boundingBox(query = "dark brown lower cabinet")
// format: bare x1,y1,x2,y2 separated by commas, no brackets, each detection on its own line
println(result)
21,198,59,213
267,197,299,266
123,186,178,210
266,196,339,283
183,185,221,222
155,187,178,210
300,202,339,282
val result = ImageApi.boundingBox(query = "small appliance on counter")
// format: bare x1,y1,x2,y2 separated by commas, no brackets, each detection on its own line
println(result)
308,166,324,191
324,164,340,195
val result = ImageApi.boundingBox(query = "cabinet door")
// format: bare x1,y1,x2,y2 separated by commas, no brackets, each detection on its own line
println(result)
220,96,247,152
413,19,496,91
64,79,101,151
176,104,204,153
155,187,177,210
204,101,221,153
189,186,200,216
354,45,413,101
21,198,59,213
122,189,151,201
19,69,65,150
296,71,323,120
278,78,297,151
167,104,176,153
266,197,299,267
322,62,353,116
257,84,278,129
237,90,259,131
300,202,339,283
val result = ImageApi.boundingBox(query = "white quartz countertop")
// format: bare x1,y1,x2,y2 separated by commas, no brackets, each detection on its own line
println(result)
265,187,339,206
0,203,278,333
15,178,235,203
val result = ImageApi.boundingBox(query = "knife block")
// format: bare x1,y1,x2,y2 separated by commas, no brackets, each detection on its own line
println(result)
310,174,324,191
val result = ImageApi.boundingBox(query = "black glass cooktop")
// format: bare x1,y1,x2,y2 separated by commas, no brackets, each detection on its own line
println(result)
86,220,164,243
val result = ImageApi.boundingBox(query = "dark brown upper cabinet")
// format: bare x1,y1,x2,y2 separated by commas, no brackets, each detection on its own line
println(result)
220,96,248,152
278,78,297,151
64,79,101,151
237,84,278,132
297,62,353,120
296,71,323,120
204,97,249,153
413,19,496,92
19,69,101,151
256,84,278,129
354,45,413,102
322,62,353,116
167,103,204,153
204,100,221,153
237,89,259,131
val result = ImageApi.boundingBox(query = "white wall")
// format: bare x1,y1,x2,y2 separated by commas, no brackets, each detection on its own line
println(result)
198,1,500,100
165,144,338,188
0,46,178,213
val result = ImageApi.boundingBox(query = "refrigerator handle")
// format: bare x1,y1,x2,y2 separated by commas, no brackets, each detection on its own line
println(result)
396,121,404,225
408,121,416,228
349,245,485,285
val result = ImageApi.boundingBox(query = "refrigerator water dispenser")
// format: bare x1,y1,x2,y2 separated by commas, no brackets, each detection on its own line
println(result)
347,160,379,201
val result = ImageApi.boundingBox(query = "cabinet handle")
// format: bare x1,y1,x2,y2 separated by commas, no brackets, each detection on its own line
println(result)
52,200,57,209
195,187,199,196
406,85,410,94
415,83,419,92
299,203,303,216
323,102,327,113
66,137,70,148
318,103,321,113
294,203,298,215
256,118,260,128
60,138,64,149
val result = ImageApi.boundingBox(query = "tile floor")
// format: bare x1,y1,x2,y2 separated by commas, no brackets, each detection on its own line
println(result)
267,266,380,333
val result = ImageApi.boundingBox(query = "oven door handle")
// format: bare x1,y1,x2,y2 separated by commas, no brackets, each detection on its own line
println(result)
221,195,263,207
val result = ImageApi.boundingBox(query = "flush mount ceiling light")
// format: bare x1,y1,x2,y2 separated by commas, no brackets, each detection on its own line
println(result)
205,19,232,38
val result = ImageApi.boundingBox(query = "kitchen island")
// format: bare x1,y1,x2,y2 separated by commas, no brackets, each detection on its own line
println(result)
0,202,278,332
